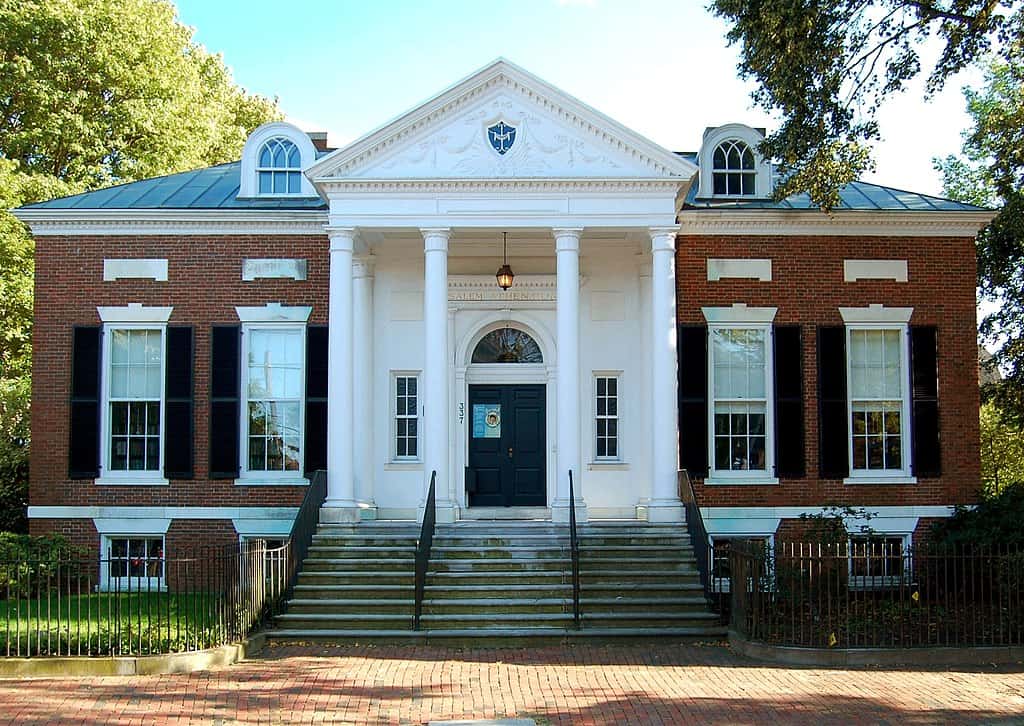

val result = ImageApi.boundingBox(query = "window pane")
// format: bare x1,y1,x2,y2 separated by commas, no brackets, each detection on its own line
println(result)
111,403,128,435
715,437,730,470
129,438,145,470
713,146,726,169
146,438,160,470
713,173,726,194
287,171,301,194
886,437,902,469
111,330,130,364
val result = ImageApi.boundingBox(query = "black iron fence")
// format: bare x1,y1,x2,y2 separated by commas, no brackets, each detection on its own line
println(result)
729,540,1024,649
679,469,713,602
1,470,327,657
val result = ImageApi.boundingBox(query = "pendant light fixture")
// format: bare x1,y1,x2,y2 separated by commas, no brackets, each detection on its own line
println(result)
496,231,515,290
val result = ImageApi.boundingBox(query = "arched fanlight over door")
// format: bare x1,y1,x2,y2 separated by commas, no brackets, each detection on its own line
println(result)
471,328,543,364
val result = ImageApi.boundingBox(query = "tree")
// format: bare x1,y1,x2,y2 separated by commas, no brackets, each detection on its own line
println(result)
710,1,1022,210
980,401,1024,494
0,0,282,530
937,54,1024,418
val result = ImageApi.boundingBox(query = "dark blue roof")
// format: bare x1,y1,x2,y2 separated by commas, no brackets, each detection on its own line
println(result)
677,163,987,212
20,161,327,211
21,154,985,213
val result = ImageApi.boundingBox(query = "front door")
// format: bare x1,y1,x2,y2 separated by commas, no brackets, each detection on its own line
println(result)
467,384,546,507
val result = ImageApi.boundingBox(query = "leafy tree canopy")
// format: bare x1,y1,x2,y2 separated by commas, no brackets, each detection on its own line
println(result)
711,0,1023,210
0,0,282,189
0,0,283,531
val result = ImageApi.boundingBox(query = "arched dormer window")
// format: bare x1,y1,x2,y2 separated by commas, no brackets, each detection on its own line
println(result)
238,121,318,198
697,123,771,199
712,140,756,196
257,137,302,194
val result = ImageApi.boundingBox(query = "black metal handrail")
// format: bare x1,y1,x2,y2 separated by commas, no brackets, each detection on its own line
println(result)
280,469,328,606
568,470,580,628
413,470,437,630
679,469,713,603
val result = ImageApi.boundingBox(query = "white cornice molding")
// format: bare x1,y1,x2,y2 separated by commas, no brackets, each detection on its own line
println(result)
307,59,698,183
678,209,995,237
11,209,328,236
318,178,685,194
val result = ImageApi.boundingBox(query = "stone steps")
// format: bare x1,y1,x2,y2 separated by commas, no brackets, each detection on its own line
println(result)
267,519,726,644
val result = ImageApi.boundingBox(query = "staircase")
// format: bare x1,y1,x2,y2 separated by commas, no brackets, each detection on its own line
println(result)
267,520,725,643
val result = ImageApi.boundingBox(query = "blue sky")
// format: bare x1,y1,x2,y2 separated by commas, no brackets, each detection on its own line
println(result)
173,0,978,196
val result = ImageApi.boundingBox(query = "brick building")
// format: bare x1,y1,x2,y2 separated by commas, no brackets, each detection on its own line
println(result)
13,60,991,590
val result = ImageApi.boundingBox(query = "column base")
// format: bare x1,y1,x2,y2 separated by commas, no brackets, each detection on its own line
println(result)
644,498,686,523
551,499,588,524
358,502,378,522
319,500,362,524
419,501,459,524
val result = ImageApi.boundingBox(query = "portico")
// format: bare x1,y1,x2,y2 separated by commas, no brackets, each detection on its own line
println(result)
306,60,695,524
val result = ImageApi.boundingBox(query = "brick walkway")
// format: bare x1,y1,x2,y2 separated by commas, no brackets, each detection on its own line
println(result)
0,643,1022,724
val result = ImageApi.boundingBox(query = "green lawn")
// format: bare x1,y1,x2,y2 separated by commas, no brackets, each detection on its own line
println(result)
0,592,228,656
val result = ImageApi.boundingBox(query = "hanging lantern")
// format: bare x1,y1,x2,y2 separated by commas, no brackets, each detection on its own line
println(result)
496,231,515,290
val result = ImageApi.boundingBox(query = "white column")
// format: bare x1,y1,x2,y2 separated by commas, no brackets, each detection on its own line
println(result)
353,255,376,517
636,255,654,517
322,227,359,522
421,228,457,523
552,227,587,523
648,226,685,522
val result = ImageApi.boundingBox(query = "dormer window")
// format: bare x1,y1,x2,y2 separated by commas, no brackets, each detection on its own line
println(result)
712,140,756,196
257,138,302,195
238,121,319,199
697,123,771,200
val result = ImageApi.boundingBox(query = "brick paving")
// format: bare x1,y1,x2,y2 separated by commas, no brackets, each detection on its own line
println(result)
0,643,1022,724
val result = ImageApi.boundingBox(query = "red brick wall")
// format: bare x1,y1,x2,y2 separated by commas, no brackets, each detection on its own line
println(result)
32,234,329,510
677,234,980,510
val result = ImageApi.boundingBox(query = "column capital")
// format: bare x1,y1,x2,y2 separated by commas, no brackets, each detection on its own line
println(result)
353,255,376,279
552,227,583,251
326,226,358,252
420,227,451,252
649,225,680,253
649,226,680,253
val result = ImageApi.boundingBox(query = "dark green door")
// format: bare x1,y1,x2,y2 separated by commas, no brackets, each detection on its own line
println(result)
467,384,546,507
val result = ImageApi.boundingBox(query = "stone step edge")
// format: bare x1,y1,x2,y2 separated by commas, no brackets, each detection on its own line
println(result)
266,626,728,638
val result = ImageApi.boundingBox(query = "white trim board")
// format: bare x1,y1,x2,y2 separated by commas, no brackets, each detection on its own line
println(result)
97,303,173,323
28,506,299,520
12,209,328,236
104,259,168,282
700,505,959,537
678,209,995,237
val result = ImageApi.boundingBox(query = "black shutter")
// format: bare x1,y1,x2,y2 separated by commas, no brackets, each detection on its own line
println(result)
209,325,240,479
910,325,941,477
773,325,805,478
69,326,101,479
304,325,328,476
678,324,708,478
817,326,849,478
163,326,194,479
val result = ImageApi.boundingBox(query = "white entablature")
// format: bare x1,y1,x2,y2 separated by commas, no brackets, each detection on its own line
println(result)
307,59,695,230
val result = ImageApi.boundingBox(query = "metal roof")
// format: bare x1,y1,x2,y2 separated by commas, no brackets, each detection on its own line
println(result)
21,155,986,214
20,161,327,211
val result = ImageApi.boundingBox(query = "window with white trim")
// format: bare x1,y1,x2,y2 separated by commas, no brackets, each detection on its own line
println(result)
849,535,909,589
103,535,164,590
393,374,419,460
242,326,305,476
257,137,302,195
105,327,165,475
710,536,772,594
712,139,756,196
709,326,773,477
847,327,910,475
594,375,620,460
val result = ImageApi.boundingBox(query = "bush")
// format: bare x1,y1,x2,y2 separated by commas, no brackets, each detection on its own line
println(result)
930,485,1024,548
0,533,84,598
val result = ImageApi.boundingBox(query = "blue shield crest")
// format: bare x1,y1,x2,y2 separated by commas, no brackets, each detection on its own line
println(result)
487,121,517,155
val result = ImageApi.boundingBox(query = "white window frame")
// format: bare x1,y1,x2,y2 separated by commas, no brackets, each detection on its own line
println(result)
593,372,623,463
843,322,915,484
238,121,317,198
710,534,775,594
97,322,169,486
237,323,308,485
100,534,166,592
391,371,421,463
847,533,912,590
255,137,303,196
697,123,773,199
705,320,778,484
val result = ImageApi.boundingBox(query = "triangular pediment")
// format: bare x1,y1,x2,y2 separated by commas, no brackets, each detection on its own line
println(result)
307,59,696,183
